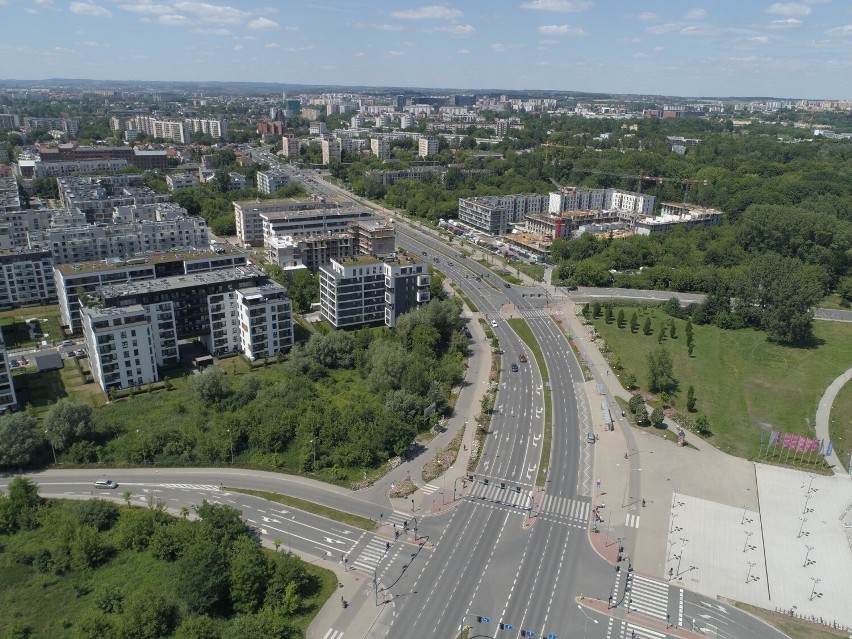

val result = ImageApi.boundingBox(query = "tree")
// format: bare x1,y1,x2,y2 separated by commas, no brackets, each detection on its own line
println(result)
624,373,637,390
195,500,249,542
642,317,652,335
695,414,712,435
287,269,319,313
629,311,638,333
617,309,625,328
669,323,677,339
120,587,178,639
176,536,230,616
650,407,665,429
688,341,695,357
0,476,43,534
191,367,229,404
73,609,114,639
44,399,94,452
647,346,676,393
685,318,693,343
173,616,220,639
604,305,614,324
77,499,120,531
686,385,696,412
592,301,602,318
229,536,270,614
628,394,644,415
267,551,309,603
72,525,108,571
635,405,649,425
0,413,40,467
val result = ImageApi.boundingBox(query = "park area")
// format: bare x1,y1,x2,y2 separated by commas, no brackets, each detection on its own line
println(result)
589,304,852,461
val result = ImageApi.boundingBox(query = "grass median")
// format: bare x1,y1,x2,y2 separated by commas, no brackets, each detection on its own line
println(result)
508,317,552,487
224,487,375,530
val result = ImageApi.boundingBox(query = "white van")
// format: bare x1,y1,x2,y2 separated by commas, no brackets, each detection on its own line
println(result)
94,479,118,489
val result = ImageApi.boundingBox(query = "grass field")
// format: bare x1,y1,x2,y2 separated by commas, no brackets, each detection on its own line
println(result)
829,379,852,473
0,304,64,348
589,306,852,460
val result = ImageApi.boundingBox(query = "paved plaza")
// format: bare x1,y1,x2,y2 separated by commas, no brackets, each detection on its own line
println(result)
663,465,852,630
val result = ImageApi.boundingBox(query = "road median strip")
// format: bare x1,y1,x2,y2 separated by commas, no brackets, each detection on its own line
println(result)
224,487,375,530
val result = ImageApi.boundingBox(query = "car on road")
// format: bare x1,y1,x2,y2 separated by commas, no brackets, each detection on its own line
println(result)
511,363,519,372
586,432,596,444
74,349,86,357
422,251,427,256
433,257,440,263
504,283,511,288
448,262,454,266
61,339,73,346
490,320,498,327
566,285,578,291
519,353,527,363
95,479,118,489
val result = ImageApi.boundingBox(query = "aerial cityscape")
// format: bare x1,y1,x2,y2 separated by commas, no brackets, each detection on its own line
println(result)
1,2,852,639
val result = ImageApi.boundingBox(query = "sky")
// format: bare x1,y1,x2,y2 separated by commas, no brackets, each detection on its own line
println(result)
1,0,852,98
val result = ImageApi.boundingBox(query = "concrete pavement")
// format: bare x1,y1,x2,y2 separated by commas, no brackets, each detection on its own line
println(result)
815,367,851,474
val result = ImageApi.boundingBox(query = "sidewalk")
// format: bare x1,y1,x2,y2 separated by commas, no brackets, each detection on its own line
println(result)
814,367,851,474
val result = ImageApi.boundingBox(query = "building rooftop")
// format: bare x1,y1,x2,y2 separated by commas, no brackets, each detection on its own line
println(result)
82,304,148,320
261,206,370,221
54,246,246,276
97,264,266,298
234,195,348,209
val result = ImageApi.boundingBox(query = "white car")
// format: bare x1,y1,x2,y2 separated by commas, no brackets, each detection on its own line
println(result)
491,320,498,327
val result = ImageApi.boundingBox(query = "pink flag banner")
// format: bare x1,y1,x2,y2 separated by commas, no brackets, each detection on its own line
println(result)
797,437,807,453
784,433,793,448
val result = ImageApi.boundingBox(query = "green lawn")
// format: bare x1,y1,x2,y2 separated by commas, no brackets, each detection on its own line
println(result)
590,306,852,460
0,304,65,348
829,378,852,473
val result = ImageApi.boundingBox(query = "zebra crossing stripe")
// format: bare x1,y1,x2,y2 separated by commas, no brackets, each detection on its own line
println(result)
625,575,669,620
626,514,640,528
159,484,220,491
625,624,666,639
322,629,343,639
421,484,438,495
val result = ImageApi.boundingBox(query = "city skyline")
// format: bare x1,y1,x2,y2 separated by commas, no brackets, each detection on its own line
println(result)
1,1,852,98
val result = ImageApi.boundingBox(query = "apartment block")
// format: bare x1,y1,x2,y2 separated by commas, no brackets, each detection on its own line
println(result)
0,177,21,214
548,187,655,216
55,248,248,334
166,173,199,191
634,203,722,235
309,121,327,136
321,137,341,165
256,167,291,195
282,135,301,158
418,136,439,158
261,204,373,246
458,194,549,235
0,330,17,411
0,248,57,310
319,254,429,330
371,136,390,162
57,175,172,223
15,152,128,178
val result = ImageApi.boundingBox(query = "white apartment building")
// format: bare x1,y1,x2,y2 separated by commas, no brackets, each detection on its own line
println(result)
309,122,328,136
234,197,357,246
261,206,373,247
399,113,415,129
202,285,293,361
256,167,291,195
548,187,655,216
418,137,439,158
634,203,722,235
0,330,17,411
321,138,341,165
0,177,21,214
187,118,227,139
0,249,57,310
128,116,227,143
458,194,550,235
14,153,128,178
319,255,429,329
82,305,162,392
166,173,199,191
371,137,390,162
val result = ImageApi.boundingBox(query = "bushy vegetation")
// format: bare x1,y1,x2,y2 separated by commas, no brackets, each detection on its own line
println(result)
1,299,468,479
0,478,334,638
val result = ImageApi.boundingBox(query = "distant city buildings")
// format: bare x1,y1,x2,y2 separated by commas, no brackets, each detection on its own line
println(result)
418,136,439,158
371,136,390,162
256,166,291,195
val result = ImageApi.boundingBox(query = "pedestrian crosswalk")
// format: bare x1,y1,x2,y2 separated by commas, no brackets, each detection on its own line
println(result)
420,483,439,495
606,618,667,639
383,511,412,529
519,308,550,318
350,536,391,574
540,494,591,522
322,629,344,639
624,573,670,621
626,513,640,528
158,483,219,491
464,479,532,509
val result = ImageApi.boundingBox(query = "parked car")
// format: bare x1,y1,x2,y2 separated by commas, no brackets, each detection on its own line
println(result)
10,360,20,368
586,432,596,444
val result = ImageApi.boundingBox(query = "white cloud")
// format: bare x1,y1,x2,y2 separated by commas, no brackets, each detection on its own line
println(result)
283,25,298,31
355,51,365,56
233,44,243,50
653,45,663,52
191,27,232,35
679,25,720,36
491,42,506,52
646,23,678,35
158,13,187,25
749,35,771,43
633,52,648,58
351,22,404,31
385,50,405,56
119,2,172,15
172,1,249,24
826,24,852,35
765,2,812,16
768,17,802,28
69,2,112,17
391,5,462,19
682,8,708,20
248,16,279,30
538,24,586,35
435,23,475,36
457,48,470,54
265,42,280,48
519,0,593,12
55,46,74,54
638,12,659,22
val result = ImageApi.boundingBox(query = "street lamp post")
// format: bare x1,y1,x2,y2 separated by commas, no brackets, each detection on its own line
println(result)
675,538,688,577
798,516,808,538
743,531,753,552
45,430,56,464
746,561,756,583
311,438,316,472
227,428,234,465
577,604,598,639
803,544,814,567
809,577,821,601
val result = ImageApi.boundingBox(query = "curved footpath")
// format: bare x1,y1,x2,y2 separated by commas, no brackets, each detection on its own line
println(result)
815,367,852,475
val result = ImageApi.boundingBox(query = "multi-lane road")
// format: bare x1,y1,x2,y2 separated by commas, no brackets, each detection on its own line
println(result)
2,154,792,639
